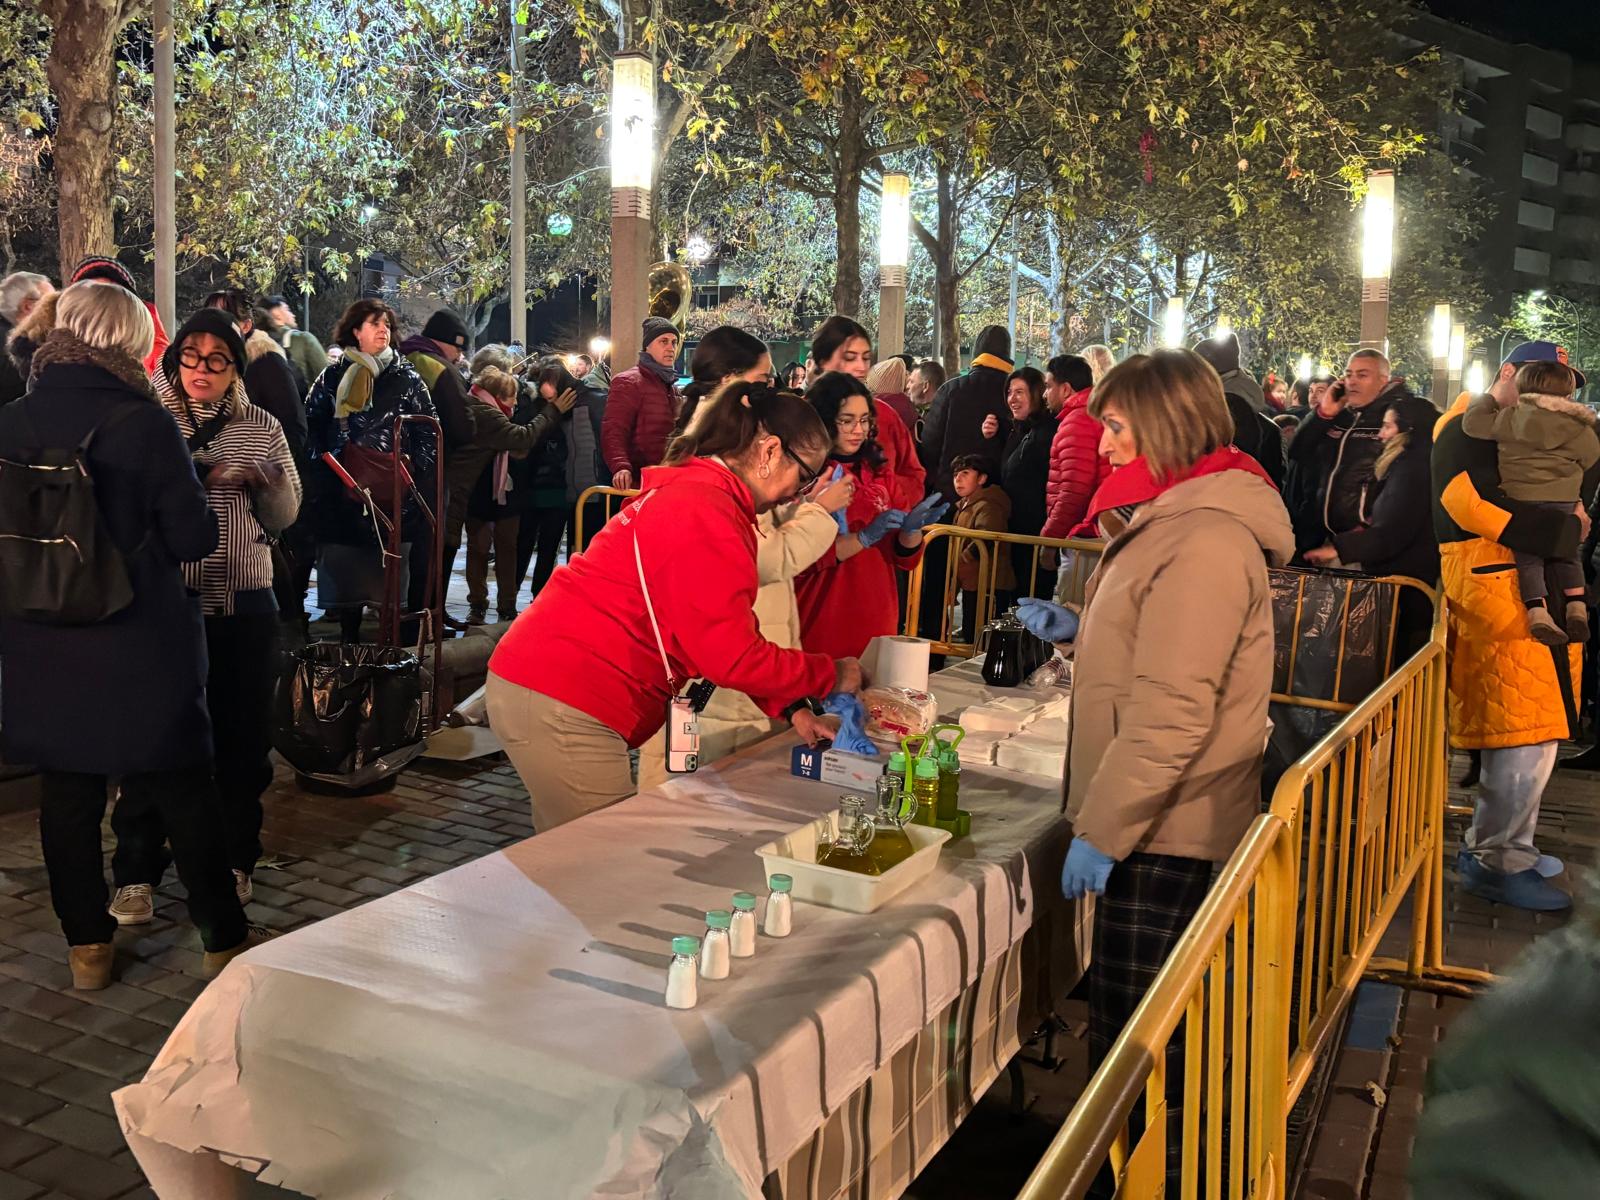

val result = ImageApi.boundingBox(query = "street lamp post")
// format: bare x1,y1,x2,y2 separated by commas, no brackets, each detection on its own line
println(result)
878,174,911,359
1447,321,1466,396
153,0,175,334
1431,303,1452,403
1160,296,1185,349
1360,169,1395,352
509,1,528,348
609,52,655,369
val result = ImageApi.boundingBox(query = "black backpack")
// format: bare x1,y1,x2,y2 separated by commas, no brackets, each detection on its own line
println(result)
0,403,140,624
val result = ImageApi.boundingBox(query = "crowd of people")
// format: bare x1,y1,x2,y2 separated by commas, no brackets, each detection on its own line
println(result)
2,258,1595,1180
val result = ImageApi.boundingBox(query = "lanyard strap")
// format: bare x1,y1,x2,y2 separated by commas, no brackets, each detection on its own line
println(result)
633,534,677,693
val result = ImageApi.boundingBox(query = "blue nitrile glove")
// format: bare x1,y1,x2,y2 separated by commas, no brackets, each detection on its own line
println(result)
823,692,878,756
1061,837,1115,900
825,466,850,536
905,491,950,529
858,509,907,548
1017,597,1080,643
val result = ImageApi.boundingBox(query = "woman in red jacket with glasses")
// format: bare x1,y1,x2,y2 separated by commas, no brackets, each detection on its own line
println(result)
793,372,949,659
487,381,862,832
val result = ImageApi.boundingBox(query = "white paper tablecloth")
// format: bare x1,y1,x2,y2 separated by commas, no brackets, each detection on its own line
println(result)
114,662,1077,1200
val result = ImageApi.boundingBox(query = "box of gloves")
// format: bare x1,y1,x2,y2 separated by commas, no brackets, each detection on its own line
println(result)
790,745,886,793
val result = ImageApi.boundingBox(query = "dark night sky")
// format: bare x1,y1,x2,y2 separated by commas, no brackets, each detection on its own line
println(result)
1425,0,1600,56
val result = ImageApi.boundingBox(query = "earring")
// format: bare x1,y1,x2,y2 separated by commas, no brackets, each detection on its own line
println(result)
759,462,772,479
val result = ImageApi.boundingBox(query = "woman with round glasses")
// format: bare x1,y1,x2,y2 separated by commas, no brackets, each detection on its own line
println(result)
794,372,948,658
106,307,300,926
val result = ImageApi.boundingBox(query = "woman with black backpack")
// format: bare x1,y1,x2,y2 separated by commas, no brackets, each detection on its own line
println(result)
0,281,261,989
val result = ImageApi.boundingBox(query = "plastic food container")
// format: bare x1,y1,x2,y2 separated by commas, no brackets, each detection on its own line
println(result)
753,814,952,914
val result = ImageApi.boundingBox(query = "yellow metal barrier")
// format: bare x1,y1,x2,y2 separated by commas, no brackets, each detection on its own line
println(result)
1016,594,1464,1199
573,484,639,551
903,526,1105,659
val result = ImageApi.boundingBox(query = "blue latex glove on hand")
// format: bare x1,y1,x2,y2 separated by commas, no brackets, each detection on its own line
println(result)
858,509,907,548
1017,597,1080,643
823,692,877,756
1061,837,1115,900
905,491,950,529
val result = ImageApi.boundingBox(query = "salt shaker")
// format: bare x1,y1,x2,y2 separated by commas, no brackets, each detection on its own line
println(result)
763,874,793,938
700,910,732,979
730,892,758,958
665,936,699,1009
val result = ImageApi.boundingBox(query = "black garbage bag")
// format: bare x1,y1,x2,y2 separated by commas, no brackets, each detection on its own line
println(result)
273,642,425,789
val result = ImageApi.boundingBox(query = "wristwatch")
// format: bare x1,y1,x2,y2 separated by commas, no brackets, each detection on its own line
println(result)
781,696,824,722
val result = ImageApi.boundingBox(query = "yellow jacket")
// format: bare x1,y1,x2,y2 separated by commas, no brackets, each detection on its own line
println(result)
1433,394,1582,749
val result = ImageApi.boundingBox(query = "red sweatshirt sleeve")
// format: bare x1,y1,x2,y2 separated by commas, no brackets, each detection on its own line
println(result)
875,403,927,509
1040,409,1104,539
636,490,837,713
601,371,641,474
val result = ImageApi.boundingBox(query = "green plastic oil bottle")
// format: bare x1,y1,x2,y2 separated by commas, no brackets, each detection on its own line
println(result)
912,756,942,831
937,748,962,823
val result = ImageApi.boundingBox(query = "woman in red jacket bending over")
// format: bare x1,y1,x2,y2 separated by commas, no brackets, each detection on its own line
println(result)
794,373,949,659
487,382,861,832
809,316,925,509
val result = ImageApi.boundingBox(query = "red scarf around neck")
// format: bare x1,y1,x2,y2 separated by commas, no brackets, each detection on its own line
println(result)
1084,444,1276,528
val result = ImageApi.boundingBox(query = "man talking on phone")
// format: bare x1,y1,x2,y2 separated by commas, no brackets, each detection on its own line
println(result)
1285,348,1420,559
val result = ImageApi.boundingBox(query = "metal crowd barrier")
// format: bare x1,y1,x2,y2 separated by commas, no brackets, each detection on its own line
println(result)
1018,592,1470,1199
573,484,639,550
902,526,1105,658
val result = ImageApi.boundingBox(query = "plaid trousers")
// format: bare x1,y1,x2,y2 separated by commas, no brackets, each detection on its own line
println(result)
1089,850,1215,1194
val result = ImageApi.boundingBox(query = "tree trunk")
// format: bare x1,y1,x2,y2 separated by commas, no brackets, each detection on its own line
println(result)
1046,208,1073,355
934,161,959,374
829,99,866,319
42,0,132,273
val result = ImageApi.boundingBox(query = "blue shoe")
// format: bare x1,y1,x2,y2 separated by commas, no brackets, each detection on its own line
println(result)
1535,854,1565,879
1458,853,1573,912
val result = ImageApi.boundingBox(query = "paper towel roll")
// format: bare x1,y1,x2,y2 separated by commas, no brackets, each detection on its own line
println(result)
874,636,931,691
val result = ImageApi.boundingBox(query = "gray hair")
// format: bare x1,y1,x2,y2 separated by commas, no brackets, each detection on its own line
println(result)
470,343,516,378
55,281,154,361
0,272,51,322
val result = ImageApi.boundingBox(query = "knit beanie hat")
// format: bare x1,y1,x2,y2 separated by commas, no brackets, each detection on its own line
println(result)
70,256,139,293
642,316,678,350
973,324,1011,363
162,307,249,387
1192,331,1242,377
421,308,470,351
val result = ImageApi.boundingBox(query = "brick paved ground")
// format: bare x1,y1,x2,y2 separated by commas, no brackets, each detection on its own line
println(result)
0,734,1591,1198
0,755,533,1200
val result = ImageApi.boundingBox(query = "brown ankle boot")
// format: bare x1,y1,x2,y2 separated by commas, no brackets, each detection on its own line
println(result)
202,925,279,979
1527,605,1568,646
69,943,113,991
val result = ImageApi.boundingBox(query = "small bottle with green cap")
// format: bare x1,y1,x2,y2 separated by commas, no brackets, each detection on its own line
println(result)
730,892,758,958
701,910,732,979
912,755,941,828
764,874,793,937
936,747,961,823
666,936,700,1009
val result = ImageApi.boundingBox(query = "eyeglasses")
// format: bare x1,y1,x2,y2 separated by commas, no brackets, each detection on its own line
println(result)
834,414,872,432
782,442,823,489
178,348,237,375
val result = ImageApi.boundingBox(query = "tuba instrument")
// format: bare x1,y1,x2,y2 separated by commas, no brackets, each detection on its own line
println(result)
647,260,693,334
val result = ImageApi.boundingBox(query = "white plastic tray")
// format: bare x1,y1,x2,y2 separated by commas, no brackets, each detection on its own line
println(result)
754,814,952,914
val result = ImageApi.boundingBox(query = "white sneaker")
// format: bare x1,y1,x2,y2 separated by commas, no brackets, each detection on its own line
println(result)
233,870,253,905
107,884,154,926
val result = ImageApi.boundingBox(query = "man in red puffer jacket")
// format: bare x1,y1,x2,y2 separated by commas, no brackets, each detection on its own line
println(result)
1040,354,1109,539
601,316,681,490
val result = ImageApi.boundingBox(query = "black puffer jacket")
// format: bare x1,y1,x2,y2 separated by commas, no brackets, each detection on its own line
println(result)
918,362,1013,496
1287,379,1416,540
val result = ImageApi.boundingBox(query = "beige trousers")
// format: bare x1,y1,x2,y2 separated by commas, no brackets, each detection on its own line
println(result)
486,673,636,833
